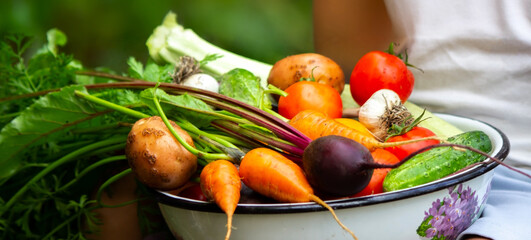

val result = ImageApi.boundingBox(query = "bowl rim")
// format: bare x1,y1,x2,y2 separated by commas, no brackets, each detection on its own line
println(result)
150,113,510,214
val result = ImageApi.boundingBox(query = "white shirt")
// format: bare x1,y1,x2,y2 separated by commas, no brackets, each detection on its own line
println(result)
384,0,531,168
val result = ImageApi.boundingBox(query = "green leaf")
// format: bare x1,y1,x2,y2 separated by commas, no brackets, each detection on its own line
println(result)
127,57,173,83
199,53,223,66
143,60,173,83
127,57,144,79
26,52,78,90
219,68,271,109
95,88,143,107
0,85,100,181
1,33,80,126
139,88,215,127
46,28,67,56
416,215,432,237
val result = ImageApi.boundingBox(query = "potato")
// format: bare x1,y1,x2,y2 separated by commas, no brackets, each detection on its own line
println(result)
125,116,197,190
267,53,345,94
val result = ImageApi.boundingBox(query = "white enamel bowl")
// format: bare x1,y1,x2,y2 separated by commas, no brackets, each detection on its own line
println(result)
151,114,509,240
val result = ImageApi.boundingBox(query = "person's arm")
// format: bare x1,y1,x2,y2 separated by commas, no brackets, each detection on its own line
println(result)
312,0,397,79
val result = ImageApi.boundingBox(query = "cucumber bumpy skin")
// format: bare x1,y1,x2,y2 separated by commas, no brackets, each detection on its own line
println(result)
382,130,492,192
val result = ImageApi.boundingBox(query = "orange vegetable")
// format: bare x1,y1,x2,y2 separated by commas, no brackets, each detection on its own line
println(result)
289,110,436,151
200,160,241,240
239,148,358,240
334,118,375,139
385,126,440,161
278,81,343,119
352,149,400,197
267,53,345,94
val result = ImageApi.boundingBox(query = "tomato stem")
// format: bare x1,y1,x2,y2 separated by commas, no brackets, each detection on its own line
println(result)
386,42,424,73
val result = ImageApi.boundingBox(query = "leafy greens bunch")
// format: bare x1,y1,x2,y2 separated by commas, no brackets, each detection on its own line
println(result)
0,30,180,239
0,22,304,239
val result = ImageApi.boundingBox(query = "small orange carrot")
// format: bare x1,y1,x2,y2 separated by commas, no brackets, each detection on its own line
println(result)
239,148,358,240
200,160,241,240
290,110,438,151
334,118,376,140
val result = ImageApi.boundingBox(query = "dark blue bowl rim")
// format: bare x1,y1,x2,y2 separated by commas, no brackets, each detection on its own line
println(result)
150,113,510,214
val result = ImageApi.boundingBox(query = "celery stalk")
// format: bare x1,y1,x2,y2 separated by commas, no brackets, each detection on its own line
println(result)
404,101,463,139
146,11,273,88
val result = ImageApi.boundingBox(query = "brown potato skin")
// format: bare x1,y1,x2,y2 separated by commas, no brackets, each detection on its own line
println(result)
267,53,345,94
125,116,197,190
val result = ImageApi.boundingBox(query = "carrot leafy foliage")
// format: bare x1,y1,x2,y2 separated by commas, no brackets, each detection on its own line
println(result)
0,31,168,239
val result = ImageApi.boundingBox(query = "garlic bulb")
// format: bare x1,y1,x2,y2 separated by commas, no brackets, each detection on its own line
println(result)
358,89,413,141
182,73,220,93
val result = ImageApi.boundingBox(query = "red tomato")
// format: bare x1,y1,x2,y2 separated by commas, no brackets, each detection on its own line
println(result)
353,149,400,197
385,126,440,161
349,51,414,106
278,81,343,119
177,183,207,201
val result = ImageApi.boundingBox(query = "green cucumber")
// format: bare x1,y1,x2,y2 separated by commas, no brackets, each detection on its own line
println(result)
382,130,492,192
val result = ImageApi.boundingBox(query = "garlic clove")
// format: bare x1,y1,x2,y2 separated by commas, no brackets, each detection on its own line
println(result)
182,73,220,93
358,89,411,141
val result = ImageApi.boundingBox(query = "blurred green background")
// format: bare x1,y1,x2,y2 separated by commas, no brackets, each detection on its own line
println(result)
1,0,314,72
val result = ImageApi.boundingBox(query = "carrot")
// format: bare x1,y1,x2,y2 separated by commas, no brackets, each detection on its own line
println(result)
290,110,439,151
239,148,358,240
334,118,376,140
200,160,241,240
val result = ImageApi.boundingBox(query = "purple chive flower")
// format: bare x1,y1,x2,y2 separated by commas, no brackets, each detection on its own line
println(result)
440,218,457,239
425,226,439,238
425,198,442,219
418,184,481,240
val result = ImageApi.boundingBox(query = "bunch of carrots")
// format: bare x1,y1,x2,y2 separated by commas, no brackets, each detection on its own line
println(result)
199,146,358,240
190,109,433,240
